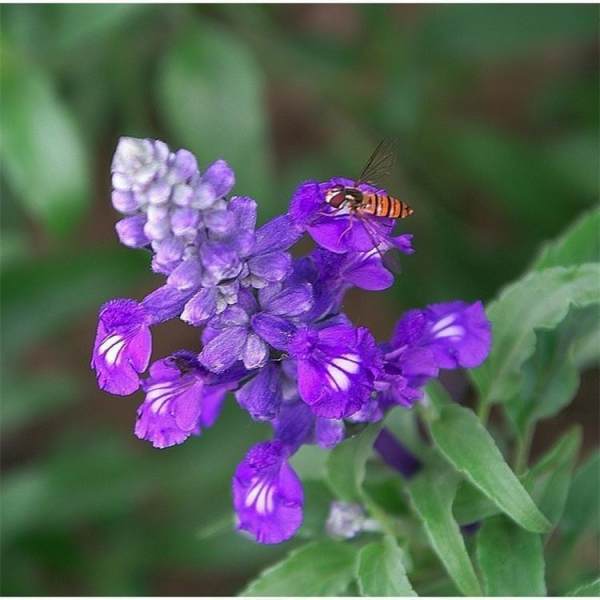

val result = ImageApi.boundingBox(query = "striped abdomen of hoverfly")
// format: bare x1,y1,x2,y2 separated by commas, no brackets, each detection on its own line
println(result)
324,186,413,219
357,191,413,219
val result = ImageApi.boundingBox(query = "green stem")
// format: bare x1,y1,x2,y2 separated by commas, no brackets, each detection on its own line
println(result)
477,400,490,425
513,425,534,474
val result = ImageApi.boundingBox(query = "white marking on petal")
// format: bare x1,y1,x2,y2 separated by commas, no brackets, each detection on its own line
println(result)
99,335,126,366
435,325,465,339
245,477,276,515
98,334,123,355
431,314,456,334
326,363,351,391
331,353,361,374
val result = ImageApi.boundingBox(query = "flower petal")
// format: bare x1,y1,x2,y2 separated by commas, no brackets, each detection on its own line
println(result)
199,326,247,373
91,299,151,396
236,363,282,421
233,441,303,544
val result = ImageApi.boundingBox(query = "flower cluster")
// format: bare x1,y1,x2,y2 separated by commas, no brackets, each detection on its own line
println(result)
92,137,492,544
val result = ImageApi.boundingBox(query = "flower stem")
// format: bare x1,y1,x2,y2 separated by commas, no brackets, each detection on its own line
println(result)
513,425,534,474
477,400,490,425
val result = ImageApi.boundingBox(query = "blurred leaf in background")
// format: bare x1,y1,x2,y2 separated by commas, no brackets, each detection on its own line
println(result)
1,3,598,596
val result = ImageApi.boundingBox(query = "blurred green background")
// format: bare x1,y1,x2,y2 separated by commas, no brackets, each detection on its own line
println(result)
1,4,598,595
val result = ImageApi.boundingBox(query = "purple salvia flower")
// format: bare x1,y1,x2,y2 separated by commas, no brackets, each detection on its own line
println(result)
288,178,408,255
315,416,345,449
135,352,242,449
199,283,313,373
91,299,151,395
374,427,422,479
235,362,282,422
257,322,384,419
379,300,492,407
233,440,303,544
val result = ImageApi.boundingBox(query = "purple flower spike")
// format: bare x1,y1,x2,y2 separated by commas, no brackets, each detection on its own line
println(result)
135,352,241,449
233,440,303,544
94,134,495,547
91,299,151,395
288,323,383,419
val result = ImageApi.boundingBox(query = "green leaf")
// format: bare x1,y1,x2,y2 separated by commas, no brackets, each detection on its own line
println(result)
477,515,546,596
157,23,271,203
471,264,600,407
355,535,416,597
427,402,550,533
0,49,89,236
0,434,151,541
567,577,600,596
530,207,600,271
240,541,357,596
455,428,581,527
290,444,329,482
523,427,581,526
326,424,381,502
1,248,146,358
453,481,499,526
560,451,600,542
1,372,79,432
408,469,482,596
505,322,580,436
296,480,334,540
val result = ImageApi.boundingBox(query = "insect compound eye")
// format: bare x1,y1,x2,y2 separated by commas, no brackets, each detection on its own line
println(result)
327,191,346,208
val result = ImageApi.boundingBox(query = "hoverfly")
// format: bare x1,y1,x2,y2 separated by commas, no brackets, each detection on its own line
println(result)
322,139,414,272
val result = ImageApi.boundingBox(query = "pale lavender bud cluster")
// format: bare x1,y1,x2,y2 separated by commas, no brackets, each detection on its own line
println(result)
111,137,235,275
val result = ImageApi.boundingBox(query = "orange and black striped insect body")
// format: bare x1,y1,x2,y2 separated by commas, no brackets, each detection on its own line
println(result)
324,187,413,220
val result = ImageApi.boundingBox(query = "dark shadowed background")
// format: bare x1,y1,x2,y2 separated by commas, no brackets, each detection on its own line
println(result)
1,4,598,595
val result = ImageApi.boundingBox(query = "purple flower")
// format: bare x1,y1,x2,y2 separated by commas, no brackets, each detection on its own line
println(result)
288,178,410,255
135,352,242,449
242,215,301,289
235,363,282,422
91,299,151,395
374,428,422,478
95,135,495,548
284,323,383,419
233,440,303,544
111,137,236,276
380,300,492,407
199,283,313,373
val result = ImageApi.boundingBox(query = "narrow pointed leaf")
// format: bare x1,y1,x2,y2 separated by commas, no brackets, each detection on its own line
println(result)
428,402,550,533
522,427,581,526
471,264,600,407
408,469,482,596
0,51,90,235
240,541,357,596
560,451,600,542
530,207,600,271
326,424,381,502
477,515,546,596
356,535,416,597
567,577,600,596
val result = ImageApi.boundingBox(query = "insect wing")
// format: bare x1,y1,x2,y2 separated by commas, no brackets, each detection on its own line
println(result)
356,138,399,187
